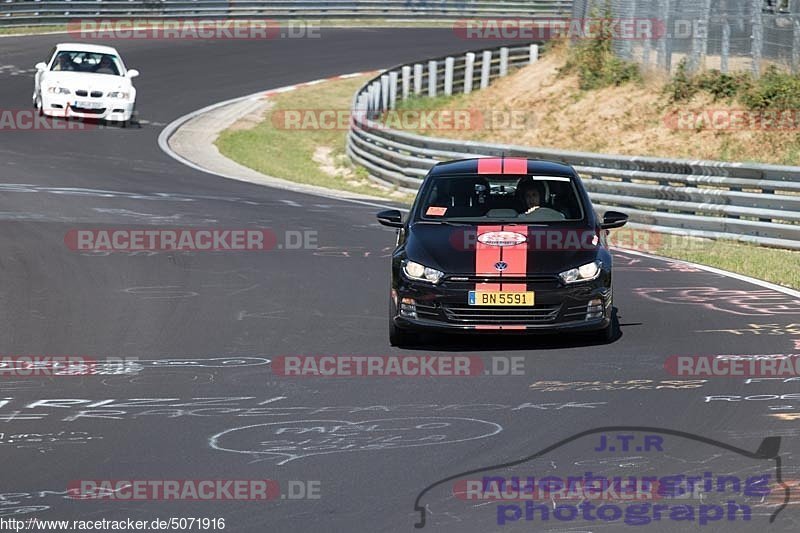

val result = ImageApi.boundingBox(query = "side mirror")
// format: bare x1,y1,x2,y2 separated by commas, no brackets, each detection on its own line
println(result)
600,211,628,230
127,69,139,78
377,209,403,229
35,62,47,71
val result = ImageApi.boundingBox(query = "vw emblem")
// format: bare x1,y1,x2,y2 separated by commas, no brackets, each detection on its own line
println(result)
494,261,508,272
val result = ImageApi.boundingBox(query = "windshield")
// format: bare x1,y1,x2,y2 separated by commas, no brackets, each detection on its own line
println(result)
417,174,586,223
50,51,122,76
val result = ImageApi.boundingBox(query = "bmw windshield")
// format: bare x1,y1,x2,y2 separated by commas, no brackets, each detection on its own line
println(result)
416,174,586,224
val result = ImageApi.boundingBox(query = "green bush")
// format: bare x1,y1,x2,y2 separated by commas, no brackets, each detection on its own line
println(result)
740,65,800,110
558,0,641,90
665,59,698,102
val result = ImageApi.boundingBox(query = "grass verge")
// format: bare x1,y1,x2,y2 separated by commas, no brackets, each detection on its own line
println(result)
215,74,413,202
629,234,800,290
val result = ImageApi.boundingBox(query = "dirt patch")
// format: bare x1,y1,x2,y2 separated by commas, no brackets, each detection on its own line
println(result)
421,49,800,165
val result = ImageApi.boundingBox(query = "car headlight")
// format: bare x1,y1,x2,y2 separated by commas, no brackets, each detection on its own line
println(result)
46,86,70,95
107,91,130,99
559,260,602,284
402,260,444,284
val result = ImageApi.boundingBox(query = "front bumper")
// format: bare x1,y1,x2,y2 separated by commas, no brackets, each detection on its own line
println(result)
42,94,134,121
392,275,612,334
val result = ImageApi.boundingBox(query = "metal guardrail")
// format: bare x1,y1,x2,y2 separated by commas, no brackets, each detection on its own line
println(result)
0,0,574,26
346,43,800,250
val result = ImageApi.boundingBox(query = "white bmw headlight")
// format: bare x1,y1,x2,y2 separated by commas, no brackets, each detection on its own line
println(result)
46,86,70,95
107,91,130,99
559,261,602,284
403,260,444,284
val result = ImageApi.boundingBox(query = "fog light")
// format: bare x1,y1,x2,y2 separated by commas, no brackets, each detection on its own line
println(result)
586,298,604,320
400,297,417,319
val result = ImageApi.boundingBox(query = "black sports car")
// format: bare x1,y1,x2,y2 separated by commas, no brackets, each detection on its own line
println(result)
377,157,628,347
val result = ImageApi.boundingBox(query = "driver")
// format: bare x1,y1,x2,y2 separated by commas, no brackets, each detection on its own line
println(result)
53,54,73,71
516,179,545,215
94,56,117,75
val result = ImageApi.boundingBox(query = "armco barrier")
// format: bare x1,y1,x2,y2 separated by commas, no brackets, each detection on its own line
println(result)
0,0,573,26
346,43,800,250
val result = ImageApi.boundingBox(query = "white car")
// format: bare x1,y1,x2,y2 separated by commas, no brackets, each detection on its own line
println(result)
33,43,139,126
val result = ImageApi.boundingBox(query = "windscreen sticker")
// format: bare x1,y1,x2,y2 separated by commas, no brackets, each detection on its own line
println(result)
426,206,448,216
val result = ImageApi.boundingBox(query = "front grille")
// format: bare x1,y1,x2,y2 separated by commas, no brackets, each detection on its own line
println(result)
443,304,560,324
69,104,105,114
74,90,103,98
445,275,559,284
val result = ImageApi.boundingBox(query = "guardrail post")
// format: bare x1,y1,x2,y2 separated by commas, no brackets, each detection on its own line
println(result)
401,65,411,99
428,60,437,97
464,52,475,94
413,64,423,95
499,47,509,77
380,74,389,112
388,71,398,110
480,50,491,88
529,44,539,64
444,57,454,96
370,81,380,116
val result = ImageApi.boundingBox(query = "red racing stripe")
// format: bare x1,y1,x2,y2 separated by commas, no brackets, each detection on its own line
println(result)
477,158,503,174
500,225,528,292
475,225,502,292
502,158,528,175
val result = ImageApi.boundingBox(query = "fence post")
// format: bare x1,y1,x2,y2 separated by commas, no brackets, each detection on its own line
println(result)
388,71,398,110
401,65,411,99
529,44,539,64
413,63,423,95
499,47,509,77
657,0,671,71
480,50,492,88
444,56,454,96
721,18,731,74
464,52,475,94
428,60,437,97
794,17,800,74
751,0,763,78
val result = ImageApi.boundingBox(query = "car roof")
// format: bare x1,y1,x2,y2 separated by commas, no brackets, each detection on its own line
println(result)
429,158,576,178
55,43,120,55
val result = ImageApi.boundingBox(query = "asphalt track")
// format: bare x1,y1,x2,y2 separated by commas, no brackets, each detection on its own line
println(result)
0,29,800,533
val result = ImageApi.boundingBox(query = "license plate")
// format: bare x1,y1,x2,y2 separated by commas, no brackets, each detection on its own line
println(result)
74,101,103,109
468,291,535,306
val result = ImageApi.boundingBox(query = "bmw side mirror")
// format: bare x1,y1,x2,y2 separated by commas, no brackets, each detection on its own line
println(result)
600,211,628,230
127,69,139,78
377,209,403,228
35,62,47,71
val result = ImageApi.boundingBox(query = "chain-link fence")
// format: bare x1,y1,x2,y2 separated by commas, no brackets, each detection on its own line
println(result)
573,0,800,76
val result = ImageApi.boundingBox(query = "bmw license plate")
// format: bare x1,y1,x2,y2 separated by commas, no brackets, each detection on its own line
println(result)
468,291,535,306
74,101,103,109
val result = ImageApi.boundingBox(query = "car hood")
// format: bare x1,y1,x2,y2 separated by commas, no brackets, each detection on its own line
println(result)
41,71,132,91
405,223,602,276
